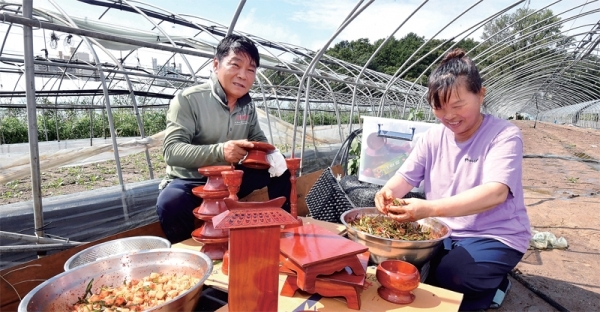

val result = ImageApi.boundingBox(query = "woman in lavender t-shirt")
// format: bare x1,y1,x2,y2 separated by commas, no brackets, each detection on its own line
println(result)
375,48,531,311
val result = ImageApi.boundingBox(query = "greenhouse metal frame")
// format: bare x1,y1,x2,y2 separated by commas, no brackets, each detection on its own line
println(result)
0,0,599,241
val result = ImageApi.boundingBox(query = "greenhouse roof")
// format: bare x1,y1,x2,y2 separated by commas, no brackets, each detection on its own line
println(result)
0,0,595,123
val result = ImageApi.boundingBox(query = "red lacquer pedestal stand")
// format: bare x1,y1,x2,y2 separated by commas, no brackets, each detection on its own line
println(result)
190,165,232,260
283,158,303,228
218,169,244,275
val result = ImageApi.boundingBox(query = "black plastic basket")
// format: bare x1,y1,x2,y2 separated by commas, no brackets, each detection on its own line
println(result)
305,129,361,223
305,167,356,223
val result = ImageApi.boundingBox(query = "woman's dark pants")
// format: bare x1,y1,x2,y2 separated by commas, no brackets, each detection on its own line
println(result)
426,237,524,311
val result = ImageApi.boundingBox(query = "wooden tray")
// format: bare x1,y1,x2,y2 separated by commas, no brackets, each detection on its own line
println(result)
280,224,368,292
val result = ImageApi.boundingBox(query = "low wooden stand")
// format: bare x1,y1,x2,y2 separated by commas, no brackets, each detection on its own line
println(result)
280,252,370,310
279,224,368,293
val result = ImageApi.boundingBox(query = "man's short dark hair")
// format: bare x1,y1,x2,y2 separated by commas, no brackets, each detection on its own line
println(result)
215,34,260,67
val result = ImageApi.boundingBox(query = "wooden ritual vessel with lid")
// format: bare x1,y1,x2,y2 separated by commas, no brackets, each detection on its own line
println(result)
213,197,298,312
241,141,276,169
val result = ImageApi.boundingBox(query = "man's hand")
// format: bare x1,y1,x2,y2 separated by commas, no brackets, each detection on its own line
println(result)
223,140,254,163
375,187,394,214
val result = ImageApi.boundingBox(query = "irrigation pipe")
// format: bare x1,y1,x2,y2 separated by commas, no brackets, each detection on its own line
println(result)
509,270,570,312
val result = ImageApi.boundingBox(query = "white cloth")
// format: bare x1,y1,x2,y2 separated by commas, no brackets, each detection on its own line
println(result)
267,149,287,177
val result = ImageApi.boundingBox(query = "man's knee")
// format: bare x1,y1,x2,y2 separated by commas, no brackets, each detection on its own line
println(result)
157,187,182,213
156,183,196,220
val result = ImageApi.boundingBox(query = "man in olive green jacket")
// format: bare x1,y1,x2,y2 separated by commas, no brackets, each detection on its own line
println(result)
156,35,291,243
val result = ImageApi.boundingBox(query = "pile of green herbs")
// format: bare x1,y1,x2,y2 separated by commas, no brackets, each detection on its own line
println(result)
349,214,434,241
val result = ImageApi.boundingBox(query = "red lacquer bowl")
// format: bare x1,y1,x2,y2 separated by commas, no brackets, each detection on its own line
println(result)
242,141,275,169
376,260,420,304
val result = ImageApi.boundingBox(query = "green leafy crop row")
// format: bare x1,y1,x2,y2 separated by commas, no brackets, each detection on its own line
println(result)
0,109,166,144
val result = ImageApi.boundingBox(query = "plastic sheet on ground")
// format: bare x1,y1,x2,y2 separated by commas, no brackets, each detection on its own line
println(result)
529,229,569,249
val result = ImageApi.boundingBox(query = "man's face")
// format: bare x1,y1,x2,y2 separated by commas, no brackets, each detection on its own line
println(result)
213,50,257,102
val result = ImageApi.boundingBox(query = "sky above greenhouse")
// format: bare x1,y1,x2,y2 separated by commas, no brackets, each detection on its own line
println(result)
29,0,598,51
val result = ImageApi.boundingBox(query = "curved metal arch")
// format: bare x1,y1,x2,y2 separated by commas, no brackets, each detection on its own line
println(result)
38,24,154,167
472,4,600,73
47,0,126,190
479,34,576,83
380,0,490,113
470,0,567,62
348,0,429,132
485,53,600,100
389,0,527,113
490,79,596,115
292,0,375,165
121,0,197,84
255,70,283,119
488,63,600,103
492,82,594,116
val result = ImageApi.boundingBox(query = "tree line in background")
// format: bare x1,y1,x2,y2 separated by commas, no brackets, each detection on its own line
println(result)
323,7,592,86
2,7,596,145
261,7,597,101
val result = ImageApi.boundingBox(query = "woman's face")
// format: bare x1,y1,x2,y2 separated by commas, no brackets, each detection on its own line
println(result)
432,80,485,142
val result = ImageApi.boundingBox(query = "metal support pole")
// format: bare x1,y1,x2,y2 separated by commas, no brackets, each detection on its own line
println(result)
22,0,45,247
227,0,246,36
47,0,129,220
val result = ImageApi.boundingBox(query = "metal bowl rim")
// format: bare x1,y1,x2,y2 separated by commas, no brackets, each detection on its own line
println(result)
340,207,452,243
64,235,171,271
22,248,212,312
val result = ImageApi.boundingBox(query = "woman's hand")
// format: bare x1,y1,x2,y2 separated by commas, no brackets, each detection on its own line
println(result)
386,198,433,222
375,187,394,214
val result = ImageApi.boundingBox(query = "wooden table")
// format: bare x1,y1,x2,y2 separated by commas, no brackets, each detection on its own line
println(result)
172,217,463,312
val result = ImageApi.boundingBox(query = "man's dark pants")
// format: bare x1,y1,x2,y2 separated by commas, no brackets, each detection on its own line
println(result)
156,165,291,243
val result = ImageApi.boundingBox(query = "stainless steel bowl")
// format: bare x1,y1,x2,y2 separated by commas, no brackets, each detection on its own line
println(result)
341,207,451,268
64,236,171,271
19,248,213,312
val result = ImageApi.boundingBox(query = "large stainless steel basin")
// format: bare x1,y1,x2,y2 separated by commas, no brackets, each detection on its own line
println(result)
341,207,451,268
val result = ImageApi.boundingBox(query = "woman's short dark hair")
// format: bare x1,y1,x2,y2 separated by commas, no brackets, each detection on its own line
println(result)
215,34,260,67
427,48,482,110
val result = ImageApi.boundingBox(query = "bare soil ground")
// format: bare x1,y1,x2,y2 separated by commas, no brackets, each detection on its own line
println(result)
1,120,599,311
0,148,167,204
499,121,600,312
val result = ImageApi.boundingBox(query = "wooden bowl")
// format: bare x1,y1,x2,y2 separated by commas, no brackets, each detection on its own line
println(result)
376,260,420,304
242,141,275,169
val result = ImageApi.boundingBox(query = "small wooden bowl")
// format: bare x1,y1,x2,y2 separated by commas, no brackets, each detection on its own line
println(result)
376,260,420,304
242,141,275,169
